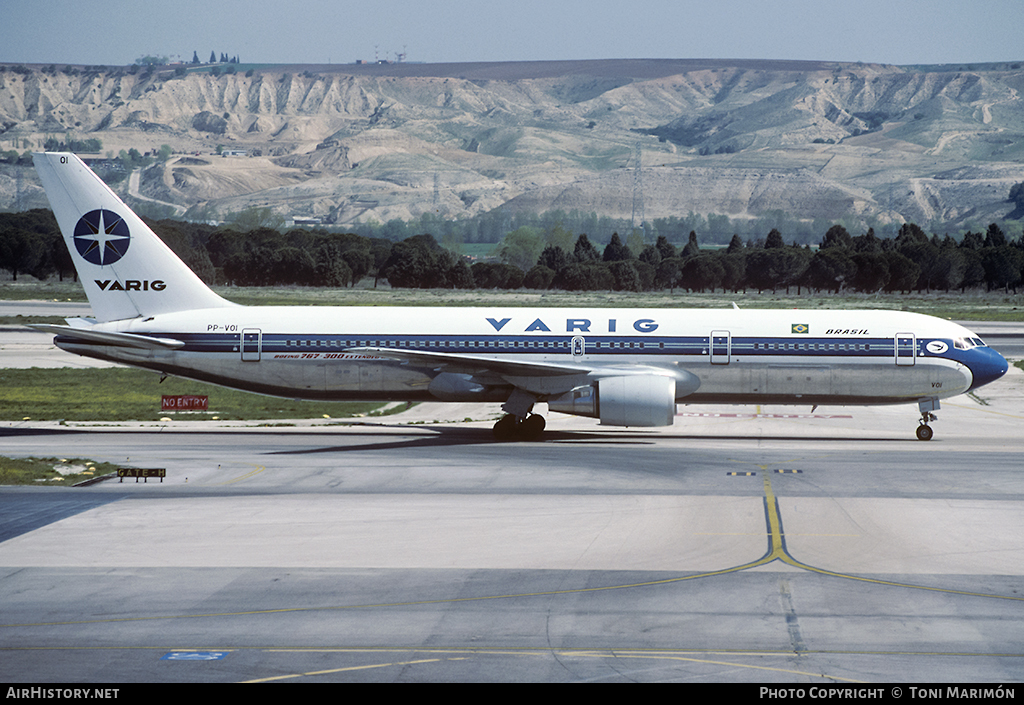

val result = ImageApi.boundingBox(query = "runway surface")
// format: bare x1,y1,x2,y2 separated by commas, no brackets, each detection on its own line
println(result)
2,308,1023,682
2,362,1024,683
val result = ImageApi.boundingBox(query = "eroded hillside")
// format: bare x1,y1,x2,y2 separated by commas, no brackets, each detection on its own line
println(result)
1,59,1022,229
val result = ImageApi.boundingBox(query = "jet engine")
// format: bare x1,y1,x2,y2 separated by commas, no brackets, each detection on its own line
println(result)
548,373,684,427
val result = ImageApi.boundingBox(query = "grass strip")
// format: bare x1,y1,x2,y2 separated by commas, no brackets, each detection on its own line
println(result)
2,282,1023,320
0,367,390,421
0,456,122,486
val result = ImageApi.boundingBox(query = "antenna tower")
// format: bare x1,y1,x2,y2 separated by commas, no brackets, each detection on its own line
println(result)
631,141,645,235
15,166,24,212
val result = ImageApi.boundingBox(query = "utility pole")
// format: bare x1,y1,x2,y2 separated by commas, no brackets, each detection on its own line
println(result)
15,166,23,212
631,140,645,236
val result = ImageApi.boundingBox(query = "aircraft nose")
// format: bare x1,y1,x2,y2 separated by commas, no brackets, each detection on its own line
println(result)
967,346,1009,390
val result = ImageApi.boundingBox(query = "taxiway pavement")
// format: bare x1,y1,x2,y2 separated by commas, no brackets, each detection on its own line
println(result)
1,362,1023,682
2,307,1023,682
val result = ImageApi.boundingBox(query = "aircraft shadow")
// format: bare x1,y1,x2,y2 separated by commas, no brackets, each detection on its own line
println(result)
270,424,910,455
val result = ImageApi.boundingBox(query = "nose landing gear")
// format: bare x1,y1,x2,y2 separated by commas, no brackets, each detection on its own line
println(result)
915,398,939,441
916,414,935,441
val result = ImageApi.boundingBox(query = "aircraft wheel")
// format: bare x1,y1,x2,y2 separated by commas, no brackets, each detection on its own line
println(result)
518,414,546,441
492,414,519,441
915,424,934,441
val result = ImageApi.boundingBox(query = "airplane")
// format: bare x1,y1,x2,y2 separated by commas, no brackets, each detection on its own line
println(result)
30,152,1009,441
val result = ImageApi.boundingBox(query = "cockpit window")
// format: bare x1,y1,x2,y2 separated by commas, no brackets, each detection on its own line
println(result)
953,337,984,350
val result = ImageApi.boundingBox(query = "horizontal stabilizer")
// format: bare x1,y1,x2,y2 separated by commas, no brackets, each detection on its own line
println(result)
29,324,185,350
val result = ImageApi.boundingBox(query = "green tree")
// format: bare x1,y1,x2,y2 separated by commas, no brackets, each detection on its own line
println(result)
572,234,601,263
537,244,572,273
982,245,1023,291
0,229,47,281
655,234,677,260
523,265,555,289
625,230,647,258
805,249,856,293
447,258,475,289
229,207,284,232
850,252,890,292
498,227,543,271
602,232,632,262
1008,182,1024,218
555,262,613,291
135,55,169,66
544,222,576,253
382,239,429,288
638,244,662,267
764,229,785,249
680,254,725,292
0,210,62,281
820,224,853,250
608,260,641,291
341,248,374,285
682,230,700,258
930,246,966,292
984,223,1007,248
884,252,921,293
655,257,684,291
745,248,787,293
382,234,463,289
471,262,525,289
720,252,747,292
852,228,882,253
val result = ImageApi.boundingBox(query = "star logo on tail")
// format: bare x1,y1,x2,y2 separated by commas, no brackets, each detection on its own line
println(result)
73,209,131,266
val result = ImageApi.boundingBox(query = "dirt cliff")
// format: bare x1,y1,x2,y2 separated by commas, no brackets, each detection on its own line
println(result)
2,59,1022,228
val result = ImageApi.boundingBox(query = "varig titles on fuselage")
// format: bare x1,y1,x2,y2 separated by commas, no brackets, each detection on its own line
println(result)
486,316,659,333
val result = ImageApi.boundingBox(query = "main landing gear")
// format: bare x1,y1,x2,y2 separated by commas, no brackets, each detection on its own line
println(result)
915,398,939,441
492,413,546,441
493,388,545,441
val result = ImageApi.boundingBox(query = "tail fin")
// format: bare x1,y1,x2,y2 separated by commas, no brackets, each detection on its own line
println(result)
33,152,234,322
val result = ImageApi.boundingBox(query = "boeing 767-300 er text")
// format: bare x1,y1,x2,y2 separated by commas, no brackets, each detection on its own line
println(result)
30,152,1008,440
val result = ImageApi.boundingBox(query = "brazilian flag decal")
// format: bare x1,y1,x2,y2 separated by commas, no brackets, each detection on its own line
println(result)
791,323,809,334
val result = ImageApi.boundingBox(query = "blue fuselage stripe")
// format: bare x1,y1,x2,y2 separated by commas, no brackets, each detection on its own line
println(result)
151,332,966,362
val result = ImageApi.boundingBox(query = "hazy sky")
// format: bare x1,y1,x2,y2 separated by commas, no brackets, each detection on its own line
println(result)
5,0,1023,67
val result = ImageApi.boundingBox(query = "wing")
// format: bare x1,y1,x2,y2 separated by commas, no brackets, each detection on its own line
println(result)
346,346,699,398
346,346,589,377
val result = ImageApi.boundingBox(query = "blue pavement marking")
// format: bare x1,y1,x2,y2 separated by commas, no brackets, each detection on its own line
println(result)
0,493,123,543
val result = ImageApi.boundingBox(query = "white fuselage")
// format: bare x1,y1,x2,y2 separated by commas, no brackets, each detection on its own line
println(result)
54,306,1003,409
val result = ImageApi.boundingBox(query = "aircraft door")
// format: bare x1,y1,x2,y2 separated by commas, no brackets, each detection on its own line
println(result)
711,330,730,365
241,329,261,361
571,335,585,361
895,333,915,366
